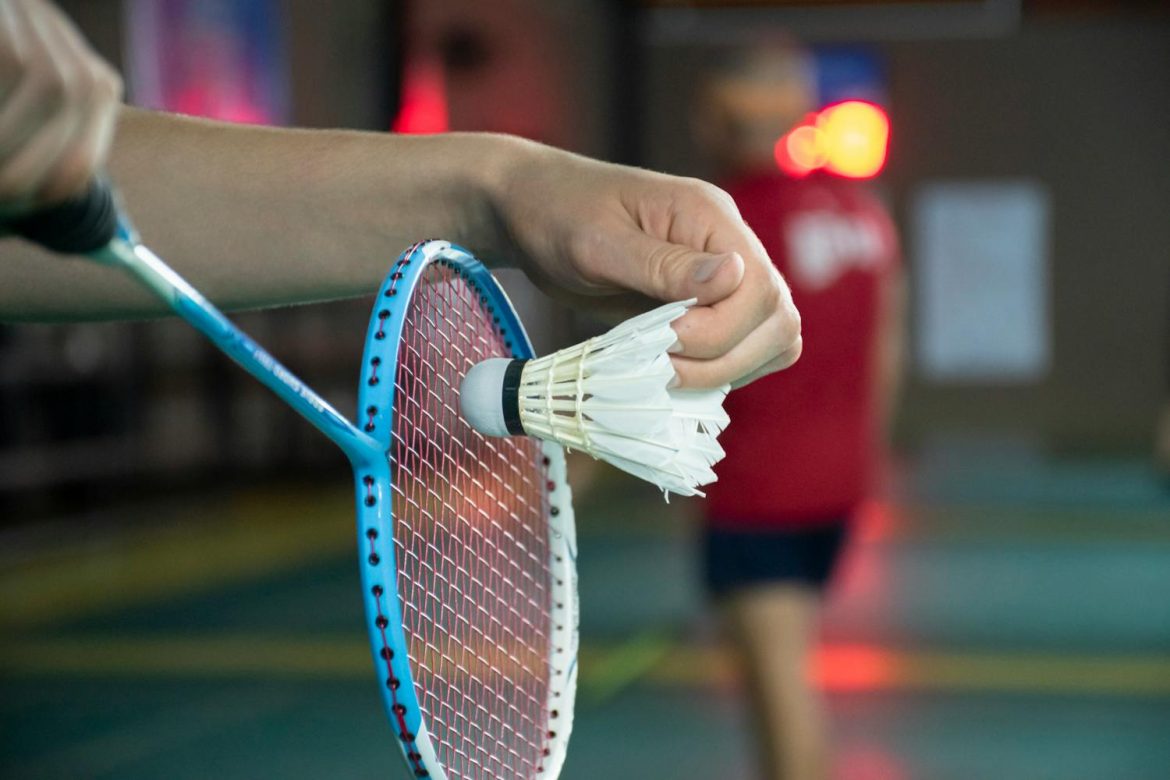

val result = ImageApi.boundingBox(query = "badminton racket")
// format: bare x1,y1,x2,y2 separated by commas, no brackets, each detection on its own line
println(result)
7,181,580,780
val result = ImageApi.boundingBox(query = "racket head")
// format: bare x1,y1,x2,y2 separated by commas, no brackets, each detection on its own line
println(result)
355,241,578,780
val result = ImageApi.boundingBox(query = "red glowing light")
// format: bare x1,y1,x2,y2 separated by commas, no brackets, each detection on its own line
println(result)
775,100,890,179
392,60,449,135
812,643,897,692
172,84,269,125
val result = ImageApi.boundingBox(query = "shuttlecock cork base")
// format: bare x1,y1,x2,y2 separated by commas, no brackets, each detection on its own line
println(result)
459,299,730,498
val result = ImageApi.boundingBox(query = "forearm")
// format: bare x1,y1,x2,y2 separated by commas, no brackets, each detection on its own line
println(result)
0,103,801,387
1,107,515,320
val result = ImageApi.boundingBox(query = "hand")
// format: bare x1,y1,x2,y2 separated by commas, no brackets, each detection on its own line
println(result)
0,0,122,209
488,137,801,389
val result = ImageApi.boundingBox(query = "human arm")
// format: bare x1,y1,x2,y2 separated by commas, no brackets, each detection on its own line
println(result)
2,109,524,318
3,106,800,388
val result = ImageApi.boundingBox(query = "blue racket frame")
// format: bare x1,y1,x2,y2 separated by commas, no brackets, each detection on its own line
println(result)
85,227,578,780
354,239,544,777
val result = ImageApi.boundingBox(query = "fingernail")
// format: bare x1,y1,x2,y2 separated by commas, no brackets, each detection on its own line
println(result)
667,338,684,354
692,253,731,283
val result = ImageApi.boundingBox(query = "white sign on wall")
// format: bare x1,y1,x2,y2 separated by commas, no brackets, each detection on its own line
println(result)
913,180,1050,382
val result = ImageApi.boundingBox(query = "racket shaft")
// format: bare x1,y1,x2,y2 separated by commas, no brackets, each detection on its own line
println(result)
97,238,378,463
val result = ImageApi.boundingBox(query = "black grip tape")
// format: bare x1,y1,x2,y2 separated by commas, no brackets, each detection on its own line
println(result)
6,178,118,254
501,359,528,436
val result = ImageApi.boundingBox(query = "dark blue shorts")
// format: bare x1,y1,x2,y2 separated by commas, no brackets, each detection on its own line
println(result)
703,519,849,597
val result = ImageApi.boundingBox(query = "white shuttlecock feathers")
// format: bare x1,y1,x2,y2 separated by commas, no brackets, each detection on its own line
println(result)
459,299,730,498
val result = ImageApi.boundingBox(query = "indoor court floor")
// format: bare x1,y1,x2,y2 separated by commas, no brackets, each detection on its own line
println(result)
3,447,1169,780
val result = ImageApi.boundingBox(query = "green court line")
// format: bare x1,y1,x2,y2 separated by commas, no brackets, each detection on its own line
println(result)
3,471,1168,637
652,645,1170,698
0,636,371,678
4,634,1170,699
577,629,676,705
5,496,1170,633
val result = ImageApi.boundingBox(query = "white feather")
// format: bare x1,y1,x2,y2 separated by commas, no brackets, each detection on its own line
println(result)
492,299,731,499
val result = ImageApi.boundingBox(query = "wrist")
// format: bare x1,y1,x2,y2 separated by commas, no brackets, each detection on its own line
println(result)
466,133,545,266
386,132,536,267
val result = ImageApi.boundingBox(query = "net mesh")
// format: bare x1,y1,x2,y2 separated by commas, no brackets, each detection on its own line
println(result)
391,262,552,779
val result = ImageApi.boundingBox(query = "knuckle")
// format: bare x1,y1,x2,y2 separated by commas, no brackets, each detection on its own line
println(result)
683,177,721,203
760,303,793,351
34,69,68,109
783,335,804,367
683,177,737,212
754,274,786,322
90,61,121,98
102,68,124,100
785,297,802,337
775,307,801,350
711,185,738,212
762,276,784,309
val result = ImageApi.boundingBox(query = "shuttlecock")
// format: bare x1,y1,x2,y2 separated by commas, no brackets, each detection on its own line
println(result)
459,299,730,498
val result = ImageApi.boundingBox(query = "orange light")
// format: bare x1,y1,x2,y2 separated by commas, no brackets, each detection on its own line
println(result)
774,112,821,177
787,125,829,173
774,100,889,179
774,132,806,177
819,100,889,179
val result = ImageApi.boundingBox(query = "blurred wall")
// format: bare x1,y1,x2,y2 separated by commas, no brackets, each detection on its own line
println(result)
644,17,1170,452
58,0,399,129
1,1,402,511
396,0,619,356
401,0,614,158
284,0,399,129
884,21,1170,451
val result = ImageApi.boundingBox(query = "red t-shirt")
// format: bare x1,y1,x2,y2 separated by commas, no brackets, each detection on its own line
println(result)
705,171,899,528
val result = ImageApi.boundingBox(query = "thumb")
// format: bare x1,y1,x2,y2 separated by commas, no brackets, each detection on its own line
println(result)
608,233,745,305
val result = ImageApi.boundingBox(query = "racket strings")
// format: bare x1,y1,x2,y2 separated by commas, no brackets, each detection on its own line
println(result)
391,263,553,779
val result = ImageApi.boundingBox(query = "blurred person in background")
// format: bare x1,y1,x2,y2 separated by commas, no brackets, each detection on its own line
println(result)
695,43,904,780
1,0,800,392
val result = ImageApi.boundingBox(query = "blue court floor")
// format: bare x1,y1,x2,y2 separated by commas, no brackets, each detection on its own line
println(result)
2,449,1169,779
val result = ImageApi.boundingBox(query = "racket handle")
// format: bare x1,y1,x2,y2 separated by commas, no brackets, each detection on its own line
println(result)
5,178,119,254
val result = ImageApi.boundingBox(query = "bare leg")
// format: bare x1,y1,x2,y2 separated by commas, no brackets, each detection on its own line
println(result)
725,583,828,780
